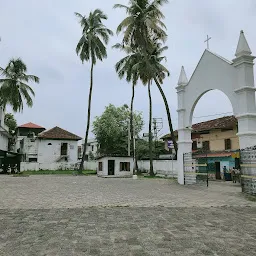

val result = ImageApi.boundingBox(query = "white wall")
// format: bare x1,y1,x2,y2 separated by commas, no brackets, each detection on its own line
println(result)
137,160,178,178
97,157,134,177
0,108,9,151
20,162,77,171
0,133,8,151
38,139,78,163
84,161,97,170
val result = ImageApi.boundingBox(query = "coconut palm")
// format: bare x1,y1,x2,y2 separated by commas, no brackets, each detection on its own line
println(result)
114,0,177,154
75,9,113,171
113,43,140,173
114,0,168,49
0,58,39,112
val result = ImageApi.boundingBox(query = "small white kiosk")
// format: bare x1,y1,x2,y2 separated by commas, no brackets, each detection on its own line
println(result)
97,156,133,177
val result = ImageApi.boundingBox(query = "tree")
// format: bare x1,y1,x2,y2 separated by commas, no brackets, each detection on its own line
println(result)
136,139,166,160
114,0,174,176
113,43,140,171
92,104,144,156
4,113,17,135
114,0,168,50
0,58,39,112
75,9,113,171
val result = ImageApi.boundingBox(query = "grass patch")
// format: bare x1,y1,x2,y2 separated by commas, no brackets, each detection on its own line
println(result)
244,194,256,202
17,170,97,176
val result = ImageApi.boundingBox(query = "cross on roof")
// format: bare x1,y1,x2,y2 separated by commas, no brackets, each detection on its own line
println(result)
204,35,212,49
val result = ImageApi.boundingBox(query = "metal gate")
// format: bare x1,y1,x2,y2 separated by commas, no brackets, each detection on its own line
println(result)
184,150,241,187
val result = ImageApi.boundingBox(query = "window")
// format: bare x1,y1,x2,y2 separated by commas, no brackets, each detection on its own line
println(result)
225,139,231,150
61,143,68,156
29,158,37,162
120,162,130,172
98,162,103,172
48,143,52,146
192,141,197,150
202,141,210,150
91,145,94,152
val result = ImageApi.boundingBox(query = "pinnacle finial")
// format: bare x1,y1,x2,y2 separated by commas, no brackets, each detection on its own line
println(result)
178,66,188,86
235,30,252,57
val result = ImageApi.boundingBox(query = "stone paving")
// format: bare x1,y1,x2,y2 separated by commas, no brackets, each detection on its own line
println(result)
0,176,255,255
0,176,255,209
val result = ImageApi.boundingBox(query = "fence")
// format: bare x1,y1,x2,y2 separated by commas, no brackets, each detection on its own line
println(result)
240,147,256,195
183,150,241,186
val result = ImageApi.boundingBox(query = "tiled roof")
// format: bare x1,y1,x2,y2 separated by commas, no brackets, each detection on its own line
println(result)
38,126,82,141
192,115,237,132
18,122,45,129
161,116,237,139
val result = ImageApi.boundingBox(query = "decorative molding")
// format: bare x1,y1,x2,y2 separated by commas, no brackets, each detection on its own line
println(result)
177,140,193,144
236,113,256,119
234,87,256,93
177,108,186,113
237,131,256,136
177,127,193,131
232,55,255,67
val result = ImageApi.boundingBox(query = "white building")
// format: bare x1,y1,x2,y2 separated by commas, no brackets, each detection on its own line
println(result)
17,123,82,171
97,156,133,177
16,122,46,161
79,138,99,160
0,108,10,152
37,127,81,164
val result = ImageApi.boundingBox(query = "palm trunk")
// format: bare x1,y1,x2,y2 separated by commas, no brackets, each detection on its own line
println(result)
148,81,154,176
154,77,178,154
130,83,136,174
79,62,94,171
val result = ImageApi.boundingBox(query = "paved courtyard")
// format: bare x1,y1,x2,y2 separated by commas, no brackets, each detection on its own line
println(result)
0,176,255,255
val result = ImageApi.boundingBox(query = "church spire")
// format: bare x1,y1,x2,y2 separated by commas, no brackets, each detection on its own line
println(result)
178,66,188,86
235,30,252,57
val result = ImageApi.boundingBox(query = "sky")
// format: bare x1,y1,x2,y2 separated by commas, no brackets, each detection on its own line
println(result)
0,0,256,140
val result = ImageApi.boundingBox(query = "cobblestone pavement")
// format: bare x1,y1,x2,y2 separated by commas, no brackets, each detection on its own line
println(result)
0,176,255,256
0,176,255,208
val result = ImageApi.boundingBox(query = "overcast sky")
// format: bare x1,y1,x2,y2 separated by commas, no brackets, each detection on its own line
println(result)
0,0,255,139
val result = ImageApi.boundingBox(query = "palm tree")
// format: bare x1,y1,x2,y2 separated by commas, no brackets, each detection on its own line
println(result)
113,43,140,173
114,0,177,154
0,58,39,112
75,9,113,171
147,80,154,176
114,0,168,49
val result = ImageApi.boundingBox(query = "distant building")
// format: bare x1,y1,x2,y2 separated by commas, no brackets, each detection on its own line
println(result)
16,122,82,170
0,109,11,152
0,109,19,172
16,122,46,162
161,116,240,174
79,139,99,160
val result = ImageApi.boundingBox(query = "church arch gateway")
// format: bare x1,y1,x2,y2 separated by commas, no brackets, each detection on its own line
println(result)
176,31,256,186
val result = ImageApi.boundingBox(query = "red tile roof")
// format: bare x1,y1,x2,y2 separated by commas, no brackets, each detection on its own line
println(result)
192,115,237,132
161,115,237,139
38,126,82,141
18,122,45,129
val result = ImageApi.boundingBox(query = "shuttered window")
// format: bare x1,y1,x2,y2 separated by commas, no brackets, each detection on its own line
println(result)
225,139,231,150
120,162,130,172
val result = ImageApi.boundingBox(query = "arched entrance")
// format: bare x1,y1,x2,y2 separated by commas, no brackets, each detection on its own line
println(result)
176,31,256,190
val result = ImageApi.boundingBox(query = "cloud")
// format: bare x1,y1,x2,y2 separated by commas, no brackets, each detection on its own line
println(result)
0,0,255,138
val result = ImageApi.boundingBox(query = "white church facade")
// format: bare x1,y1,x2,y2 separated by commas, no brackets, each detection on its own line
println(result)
176,30,256,194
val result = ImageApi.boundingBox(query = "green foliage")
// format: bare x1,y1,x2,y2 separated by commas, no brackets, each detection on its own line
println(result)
4,113,17,135
0,58,39,112
93,104,144,155
114,0,168,50
88,151,95,161
75,9,113,64
136,139,166,160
